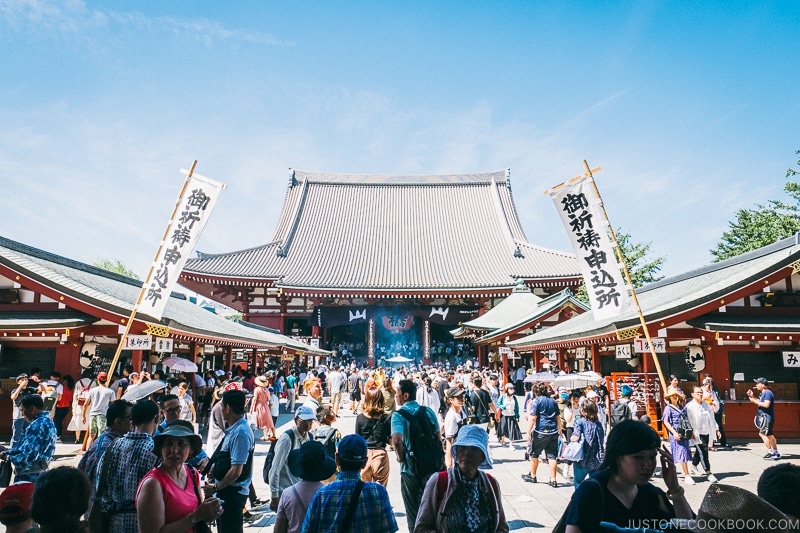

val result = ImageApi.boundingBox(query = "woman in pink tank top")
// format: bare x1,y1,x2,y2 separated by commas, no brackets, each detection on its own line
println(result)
137,421,223,533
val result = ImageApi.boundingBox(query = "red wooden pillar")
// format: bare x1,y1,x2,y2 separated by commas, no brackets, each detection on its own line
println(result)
131,350,142,372
556,347,565,371
251,348,258,373
225,346,233,372
591,344,600,373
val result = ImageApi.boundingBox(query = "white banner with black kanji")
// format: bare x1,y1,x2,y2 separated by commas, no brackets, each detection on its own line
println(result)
550,177,632,321
141,172,224,320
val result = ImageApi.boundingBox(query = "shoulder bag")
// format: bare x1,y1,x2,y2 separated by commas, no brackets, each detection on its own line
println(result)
87,444,115,533
189,466,213,533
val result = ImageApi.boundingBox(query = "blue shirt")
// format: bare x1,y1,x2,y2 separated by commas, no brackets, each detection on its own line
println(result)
391,401,440,476
7,412,56,473
301,470,398,533
758,389,775,418
529,396,559,434
222,416,255,496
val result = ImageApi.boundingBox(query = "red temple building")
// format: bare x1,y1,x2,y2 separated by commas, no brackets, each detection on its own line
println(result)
180,170,583,366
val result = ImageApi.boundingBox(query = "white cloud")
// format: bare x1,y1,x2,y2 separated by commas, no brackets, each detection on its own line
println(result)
0,0,290,47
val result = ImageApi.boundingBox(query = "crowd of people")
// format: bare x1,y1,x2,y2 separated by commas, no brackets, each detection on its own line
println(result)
0,361,795,532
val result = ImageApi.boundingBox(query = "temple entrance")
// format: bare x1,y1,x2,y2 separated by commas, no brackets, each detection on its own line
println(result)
325,322,368,361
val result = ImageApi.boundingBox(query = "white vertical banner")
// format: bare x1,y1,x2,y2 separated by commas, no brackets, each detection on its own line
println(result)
549,177,632,321
141,172,225,320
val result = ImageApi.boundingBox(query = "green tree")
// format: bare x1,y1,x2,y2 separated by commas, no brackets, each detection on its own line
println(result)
576,228,666,302
93,259,140,279
710,149,800,262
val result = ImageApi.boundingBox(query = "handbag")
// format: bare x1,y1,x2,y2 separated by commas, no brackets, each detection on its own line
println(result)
754,412,771,432
189,466,213,533
0,459,12,487
561,440,584,462
88,445,115,533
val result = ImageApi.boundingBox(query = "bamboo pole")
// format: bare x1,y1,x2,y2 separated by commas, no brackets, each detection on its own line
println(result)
581,160,668,393
103,161,198,386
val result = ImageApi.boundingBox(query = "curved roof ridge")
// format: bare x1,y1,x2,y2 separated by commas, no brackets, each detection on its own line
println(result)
639,232,800,294
515,240,578,258
289,169,509,185
192,241,279,262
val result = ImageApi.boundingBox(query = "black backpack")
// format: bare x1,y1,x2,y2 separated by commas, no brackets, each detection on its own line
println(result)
610,400,632,427
397,407,444,480
262,430,295,483
676,407,693,440
315,427,338,459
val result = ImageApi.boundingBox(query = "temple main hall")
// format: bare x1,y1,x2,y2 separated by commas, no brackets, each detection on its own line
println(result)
179,170,582,365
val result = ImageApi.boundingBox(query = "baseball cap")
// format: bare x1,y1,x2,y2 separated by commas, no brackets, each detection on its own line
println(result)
97,372,108,381
337,434,368,464
586,390,600,399
0,482,34,523
754,377,768,385
446,387,465,399
294,405,316,421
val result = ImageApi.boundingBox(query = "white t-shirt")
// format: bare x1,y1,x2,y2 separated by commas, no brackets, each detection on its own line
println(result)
87,386,116,416
327,371,345,394
444,407,467,439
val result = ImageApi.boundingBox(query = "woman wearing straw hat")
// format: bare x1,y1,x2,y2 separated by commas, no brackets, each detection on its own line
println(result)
137,420,223,533
561,420,693,533
273,440,336,533
415,424,507,533
662,386,695,485
252,375,276,440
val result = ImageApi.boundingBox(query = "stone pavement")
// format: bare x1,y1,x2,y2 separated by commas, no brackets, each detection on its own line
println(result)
38,398,800,532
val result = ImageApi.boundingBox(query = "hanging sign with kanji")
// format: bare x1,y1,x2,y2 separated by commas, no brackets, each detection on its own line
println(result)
141,172,224,320
549,177,632,321
124,334,152,350
782,351,800,368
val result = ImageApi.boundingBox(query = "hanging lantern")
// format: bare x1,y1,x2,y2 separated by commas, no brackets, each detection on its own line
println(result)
79,340,101,369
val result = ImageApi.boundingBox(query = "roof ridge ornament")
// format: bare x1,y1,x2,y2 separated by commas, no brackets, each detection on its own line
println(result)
514,245,524,258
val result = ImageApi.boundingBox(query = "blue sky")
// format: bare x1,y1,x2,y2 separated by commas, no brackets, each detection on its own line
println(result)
2,1,799,281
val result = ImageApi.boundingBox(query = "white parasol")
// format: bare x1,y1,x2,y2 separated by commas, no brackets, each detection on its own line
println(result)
161,356,198,373
523,372,556,384
552,371,603,390
121,380,167,402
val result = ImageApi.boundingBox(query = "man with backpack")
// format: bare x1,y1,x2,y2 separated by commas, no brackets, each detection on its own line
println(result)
301,435,398,533
268,406,315,512
610,385,637,427
391,379,443,533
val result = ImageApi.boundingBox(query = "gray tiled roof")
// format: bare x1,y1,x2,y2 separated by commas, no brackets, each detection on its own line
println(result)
508,235,800,349
459,281,544,331
476,289,589,343
0,236,327,354
183,170,580,290
0,310,98,330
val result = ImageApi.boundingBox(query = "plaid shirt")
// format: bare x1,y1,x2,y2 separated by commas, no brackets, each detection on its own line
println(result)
77,427,122,485
97,431,156,532
7,412,56,473
301,470,398,533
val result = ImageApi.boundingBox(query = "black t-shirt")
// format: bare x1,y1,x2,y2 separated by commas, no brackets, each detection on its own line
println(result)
565,470,675,533
355,413,391,448
470,389,492,424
